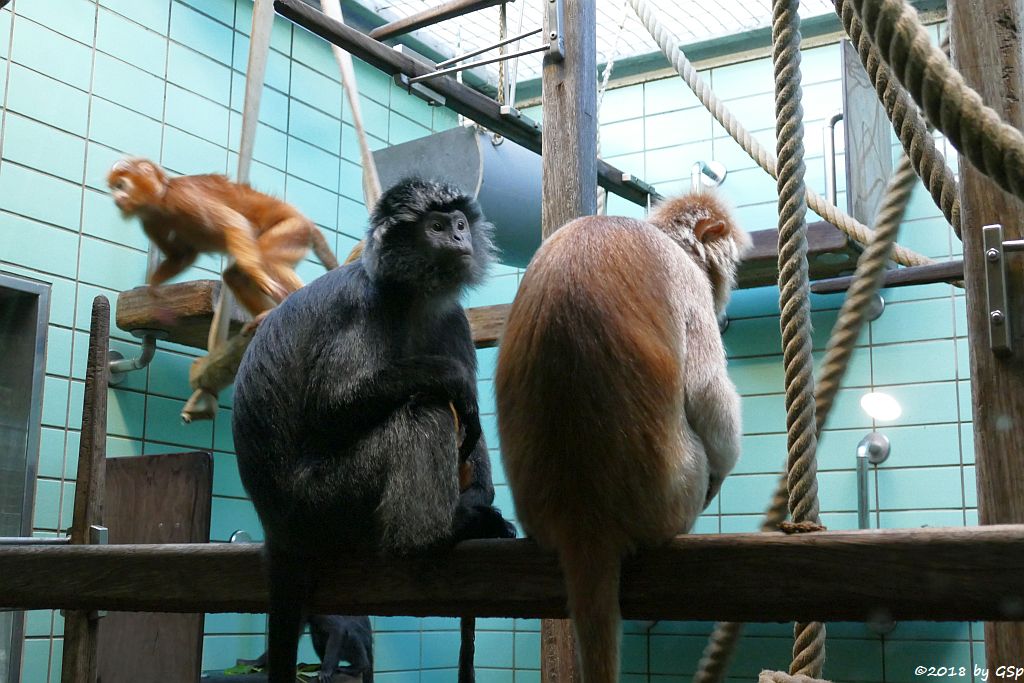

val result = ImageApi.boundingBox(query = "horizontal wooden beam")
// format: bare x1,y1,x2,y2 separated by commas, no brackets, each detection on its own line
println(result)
811,258,964,294
3,527,1024,622
369,0,509,42
274,0,657,207
116,222,859,351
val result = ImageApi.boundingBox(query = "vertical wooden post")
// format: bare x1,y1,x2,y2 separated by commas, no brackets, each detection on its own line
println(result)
539,0,596,681
61,297,110,683
949,0,1024,672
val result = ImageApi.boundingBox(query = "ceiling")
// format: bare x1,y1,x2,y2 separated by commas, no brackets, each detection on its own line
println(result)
361,0,840,86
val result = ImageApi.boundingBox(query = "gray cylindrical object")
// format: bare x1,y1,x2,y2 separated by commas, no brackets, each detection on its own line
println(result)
373,126,543,268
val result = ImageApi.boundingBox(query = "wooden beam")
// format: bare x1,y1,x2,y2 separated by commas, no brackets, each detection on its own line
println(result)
540,0,596,677
274,0,656,208
62,297,110,683
810,259,964,294
950,0,1024,671
116,281,249,351
3,528,1024,622
115,223,859,351
369,0,509,41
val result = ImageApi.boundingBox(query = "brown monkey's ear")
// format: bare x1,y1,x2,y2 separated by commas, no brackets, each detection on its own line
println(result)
694,218,727,242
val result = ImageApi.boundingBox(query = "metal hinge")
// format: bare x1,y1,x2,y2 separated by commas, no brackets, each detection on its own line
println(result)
983,224,1024,355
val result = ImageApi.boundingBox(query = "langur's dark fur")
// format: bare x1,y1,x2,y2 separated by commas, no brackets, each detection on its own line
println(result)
233,178,513,683
240,615,374,683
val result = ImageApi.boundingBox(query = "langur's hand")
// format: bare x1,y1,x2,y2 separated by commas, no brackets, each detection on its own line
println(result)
456,404,481,461
704,474,724,510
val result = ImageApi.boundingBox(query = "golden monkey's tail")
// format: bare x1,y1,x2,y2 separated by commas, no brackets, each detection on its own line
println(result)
559,537,623,683
309,226,340,270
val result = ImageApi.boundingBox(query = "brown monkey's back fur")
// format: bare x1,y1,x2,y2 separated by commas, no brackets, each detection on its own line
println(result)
496,216,708,549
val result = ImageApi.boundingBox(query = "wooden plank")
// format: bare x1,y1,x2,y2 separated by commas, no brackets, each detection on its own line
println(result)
466,304,508,348
274,0,656,208
115,223,858,351
949,0,1024,671
97,452,213,683
116,281,249,350
540,1,596,676
369,0,509,41
3,527,1024,622
62,297,110,683
811,259,964,294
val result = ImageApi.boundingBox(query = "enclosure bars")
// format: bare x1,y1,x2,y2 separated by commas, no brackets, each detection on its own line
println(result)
273,0,660,209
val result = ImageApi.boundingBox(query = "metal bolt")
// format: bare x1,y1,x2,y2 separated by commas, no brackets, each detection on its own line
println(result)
992,310,1006,325
549,31,558,39
987,248,1001,262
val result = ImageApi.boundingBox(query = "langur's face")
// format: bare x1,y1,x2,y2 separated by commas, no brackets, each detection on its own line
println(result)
106,158,166,215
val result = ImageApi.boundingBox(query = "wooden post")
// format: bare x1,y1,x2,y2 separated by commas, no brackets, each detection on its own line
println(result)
539,0,596,680
949,0,1024,672
61,297,110,683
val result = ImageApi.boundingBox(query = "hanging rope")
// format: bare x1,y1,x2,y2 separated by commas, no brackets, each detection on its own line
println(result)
771,0,826,678
596,0,631,215
849,0,1024,204
322,0,382,208
834,0,960,236
626,0,933,268
816,152,917,428
496,2,508,106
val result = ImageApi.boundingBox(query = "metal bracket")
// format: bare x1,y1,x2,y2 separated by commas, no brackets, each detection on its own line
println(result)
545,0,564,62
394,74,446,107
984,224,1013,355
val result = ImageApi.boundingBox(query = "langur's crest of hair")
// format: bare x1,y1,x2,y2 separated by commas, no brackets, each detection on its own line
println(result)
647,190,752,315
363,176,496,291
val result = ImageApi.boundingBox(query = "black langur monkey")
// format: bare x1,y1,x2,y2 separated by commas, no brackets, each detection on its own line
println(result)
232,177,515,683
239,614,374,683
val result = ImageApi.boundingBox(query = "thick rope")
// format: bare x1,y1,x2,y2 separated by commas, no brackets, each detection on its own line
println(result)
596,0,630,215
693,155,918,683
496,2,507,106
772,0,826,677
816,153,917,427
692,622,744,683
850,0,1024,204
834,0,960,236
627,0,932,268
759,670,832,683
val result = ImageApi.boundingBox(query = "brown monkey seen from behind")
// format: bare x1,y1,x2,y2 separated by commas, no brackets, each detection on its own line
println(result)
495,191,750,683
107,157,338,318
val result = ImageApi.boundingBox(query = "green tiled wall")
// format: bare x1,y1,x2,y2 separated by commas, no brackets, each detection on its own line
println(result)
0,0,494,680
2,0,977,680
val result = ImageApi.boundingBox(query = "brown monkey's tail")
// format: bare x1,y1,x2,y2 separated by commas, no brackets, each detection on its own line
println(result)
559,537,623,683
309,225,340,270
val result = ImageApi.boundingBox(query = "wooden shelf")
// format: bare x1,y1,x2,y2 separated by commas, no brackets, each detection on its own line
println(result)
2,526,1023,622
115,222,859,351
117,281,251,351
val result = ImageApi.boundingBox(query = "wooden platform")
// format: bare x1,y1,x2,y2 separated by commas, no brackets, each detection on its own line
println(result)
117,280,251,351
116,222,859,351
2,526,1023,622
